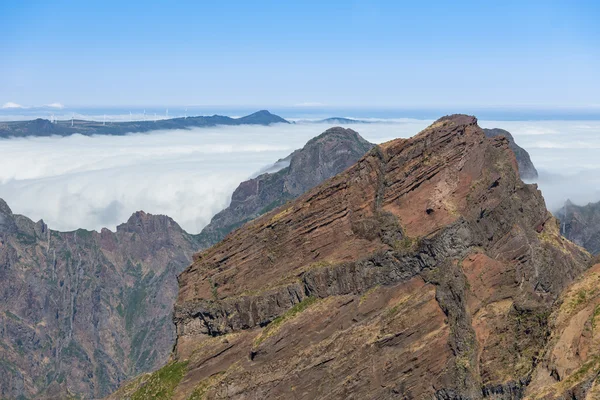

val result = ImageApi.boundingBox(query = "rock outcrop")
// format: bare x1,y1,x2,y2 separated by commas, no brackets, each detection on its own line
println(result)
113,115,589,399
197,127,374,249
525,261,600,398
0,203,201,399
483,128,538,180
557,200,600,255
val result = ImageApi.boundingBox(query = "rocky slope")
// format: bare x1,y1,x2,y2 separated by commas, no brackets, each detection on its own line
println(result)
524,260,600,398
0,127,377,399
557,200,600,255
196,127,374,249
0,110,289,138
0,201,201,399
113,115,590,399
483,128,538,180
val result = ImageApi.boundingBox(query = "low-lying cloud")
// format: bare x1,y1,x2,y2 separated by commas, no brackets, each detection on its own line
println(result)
479,120,600,212
0,118,598,233
0,120,429,233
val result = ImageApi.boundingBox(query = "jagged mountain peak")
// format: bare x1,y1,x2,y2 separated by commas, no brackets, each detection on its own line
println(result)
0,198,12,215
117,210,182,235
156,116,589,399
196,127,374,249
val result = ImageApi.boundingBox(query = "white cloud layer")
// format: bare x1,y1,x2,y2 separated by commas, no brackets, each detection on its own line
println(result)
0,118,598,233
479,120,600,212
0,121,429,233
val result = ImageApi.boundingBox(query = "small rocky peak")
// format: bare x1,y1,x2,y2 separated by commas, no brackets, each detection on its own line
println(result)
433,114,478,126
0,198,13,216
117,211,180,235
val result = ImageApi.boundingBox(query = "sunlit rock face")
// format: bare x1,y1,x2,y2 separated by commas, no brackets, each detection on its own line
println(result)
115,115,588,400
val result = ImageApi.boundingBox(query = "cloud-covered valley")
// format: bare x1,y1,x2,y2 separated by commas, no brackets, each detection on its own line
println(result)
1,119,599,233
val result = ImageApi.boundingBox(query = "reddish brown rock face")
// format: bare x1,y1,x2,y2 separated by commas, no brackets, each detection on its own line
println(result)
117,115,590,399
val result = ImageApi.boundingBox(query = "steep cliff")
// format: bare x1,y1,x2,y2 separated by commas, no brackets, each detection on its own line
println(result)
525,261,600,398
0,203,200,399
197,127,374,249
114,115,589,399
483,128,538,180
557,200,600,255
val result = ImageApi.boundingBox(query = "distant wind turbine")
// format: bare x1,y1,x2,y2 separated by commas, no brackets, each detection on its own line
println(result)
143,109,146,121
166,108,169,118
71,113,74,127
154,113,157,122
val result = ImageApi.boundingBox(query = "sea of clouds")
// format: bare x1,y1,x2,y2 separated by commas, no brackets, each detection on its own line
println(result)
0,118,599,233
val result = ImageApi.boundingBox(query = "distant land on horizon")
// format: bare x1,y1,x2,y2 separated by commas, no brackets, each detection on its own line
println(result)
0,110,290,138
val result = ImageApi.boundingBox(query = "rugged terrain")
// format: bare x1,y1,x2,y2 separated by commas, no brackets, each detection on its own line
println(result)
557,200,600,255
0,127,375,399
0,110,289,138
113,115,591,399
0,202,201,399
197,127,374,248
483,128,538,180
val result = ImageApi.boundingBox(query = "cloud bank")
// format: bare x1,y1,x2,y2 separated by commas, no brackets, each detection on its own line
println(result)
479,120,600,212
0,120,429,233
0,118,598,233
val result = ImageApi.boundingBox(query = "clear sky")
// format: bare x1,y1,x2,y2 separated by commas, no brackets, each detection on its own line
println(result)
1,0,599,108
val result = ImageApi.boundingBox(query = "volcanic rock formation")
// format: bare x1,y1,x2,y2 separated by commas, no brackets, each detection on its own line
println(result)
558,200,600,255
0,202,201,399
113,115,589,399
197,127,374,249
483,128,538,180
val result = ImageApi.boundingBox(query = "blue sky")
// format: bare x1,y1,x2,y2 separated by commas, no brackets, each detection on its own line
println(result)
1,0,599,108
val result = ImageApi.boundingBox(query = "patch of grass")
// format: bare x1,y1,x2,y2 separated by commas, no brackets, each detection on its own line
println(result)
359,285,380,305
270,207,292,223
562,355,600,388
393,236,419,254
5,310,20,321
254,297,318,347
187,372,225,400
131,360,189,400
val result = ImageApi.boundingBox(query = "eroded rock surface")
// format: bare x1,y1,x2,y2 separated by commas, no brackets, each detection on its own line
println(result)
0,205,200,399
483,128,538,180
197,127,374,249
558,200,600,255
114,115,588,399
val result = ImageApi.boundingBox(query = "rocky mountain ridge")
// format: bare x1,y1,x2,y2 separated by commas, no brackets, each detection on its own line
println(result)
197,127,374,249
483,128,539,181
0,110,289,138
112,115,591,399
0,201,201,399
557,200,600,255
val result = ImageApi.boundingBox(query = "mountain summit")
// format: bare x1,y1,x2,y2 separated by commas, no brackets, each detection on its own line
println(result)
114,115,588,399
197,126,374,248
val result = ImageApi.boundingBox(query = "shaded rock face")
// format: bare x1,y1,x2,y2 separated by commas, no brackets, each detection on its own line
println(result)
483,128,538,180
525,262,600,399
0,205,201,399
119,115,588,399
557,200,600,255
196,127,374,249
